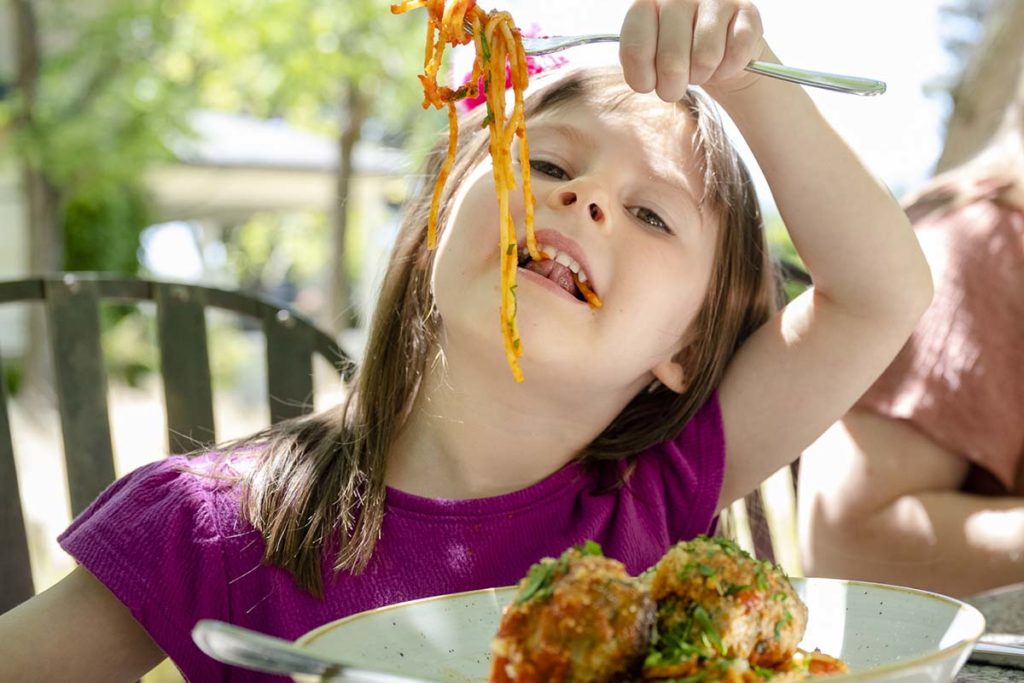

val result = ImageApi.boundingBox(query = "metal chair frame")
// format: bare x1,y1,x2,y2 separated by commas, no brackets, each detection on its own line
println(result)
0,273,352,613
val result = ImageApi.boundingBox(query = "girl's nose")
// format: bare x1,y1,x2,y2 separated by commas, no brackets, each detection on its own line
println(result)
553,187,606,224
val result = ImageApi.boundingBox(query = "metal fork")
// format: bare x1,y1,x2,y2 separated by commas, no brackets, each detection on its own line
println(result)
519,34,886,96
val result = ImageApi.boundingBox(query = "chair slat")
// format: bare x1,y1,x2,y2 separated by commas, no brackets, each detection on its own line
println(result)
155,283,216,454
0,278,44,305
264,308,316,424
0,348,35,613
745,489,777,564
44,277,117,517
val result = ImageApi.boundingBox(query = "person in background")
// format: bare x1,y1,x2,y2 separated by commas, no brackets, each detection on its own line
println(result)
799,130,1024,598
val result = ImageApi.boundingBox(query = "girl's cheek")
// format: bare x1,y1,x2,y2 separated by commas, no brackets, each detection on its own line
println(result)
435,177,505,283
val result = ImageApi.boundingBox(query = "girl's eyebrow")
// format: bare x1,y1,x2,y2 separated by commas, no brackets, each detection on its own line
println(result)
529,122,596,149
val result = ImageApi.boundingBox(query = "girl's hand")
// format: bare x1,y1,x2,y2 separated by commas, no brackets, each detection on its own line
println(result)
619,0,768,102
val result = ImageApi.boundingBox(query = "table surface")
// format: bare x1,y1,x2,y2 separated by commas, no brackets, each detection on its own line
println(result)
956,583,1024,682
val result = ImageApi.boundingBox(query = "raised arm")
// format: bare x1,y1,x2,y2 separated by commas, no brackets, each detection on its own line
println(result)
619,0,932,510
708,51,933,508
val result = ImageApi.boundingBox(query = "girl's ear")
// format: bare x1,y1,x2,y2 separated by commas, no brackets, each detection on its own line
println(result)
651,331,696,394
651,357,687,394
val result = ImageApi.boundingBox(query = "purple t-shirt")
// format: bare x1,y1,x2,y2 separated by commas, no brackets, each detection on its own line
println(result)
59,392,725,681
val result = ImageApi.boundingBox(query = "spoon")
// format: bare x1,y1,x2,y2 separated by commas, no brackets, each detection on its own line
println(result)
192,619,431,682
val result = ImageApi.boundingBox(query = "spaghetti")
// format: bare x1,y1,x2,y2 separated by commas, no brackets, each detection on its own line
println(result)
390,0,601,382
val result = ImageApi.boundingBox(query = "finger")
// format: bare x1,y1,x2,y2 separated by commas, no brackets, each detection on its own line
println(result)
655,0,696,102
688,1,734,85
619,0,659,93
712,4,763,81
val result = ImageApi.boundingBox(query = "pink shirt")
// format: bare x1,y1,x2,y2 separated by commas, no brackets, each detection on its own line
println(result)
859,198,1024,493
59,392,726,681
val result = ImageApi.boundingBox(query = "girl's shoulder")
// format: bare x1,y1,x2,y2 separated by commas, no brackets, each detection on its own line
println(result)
57,450,257,680
623,390,726,538
634,388,726,470
61,451,247,545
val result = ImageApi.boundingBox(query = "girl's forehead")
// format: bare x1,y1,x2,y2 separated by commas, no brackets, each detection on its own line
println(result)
532,93,688,134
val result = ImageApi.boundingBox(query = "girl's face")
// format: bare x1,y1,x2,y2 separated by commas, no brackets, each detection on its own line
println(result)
432,94,719,395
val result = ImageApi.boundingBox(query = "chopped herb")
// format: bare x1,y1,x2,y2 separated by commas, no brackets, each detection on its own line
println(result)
773,591,788,602
697,563,716,577
515,544,603,605
712,536,745,557
515,560,554,604
752,664,775,680
722,582,750,597
506,243,515,255
692,605,725,656
480,31,491,60
754,565,769,591
773,609,794,639
666,674,706,683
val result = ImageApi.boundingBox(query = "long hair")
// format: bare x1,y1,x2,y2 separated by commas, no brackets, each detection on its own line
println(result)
232,67,779,597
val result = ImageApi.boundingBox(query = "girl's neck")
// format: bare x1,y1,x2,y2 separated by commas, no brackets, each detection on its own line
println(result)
385,352,643,500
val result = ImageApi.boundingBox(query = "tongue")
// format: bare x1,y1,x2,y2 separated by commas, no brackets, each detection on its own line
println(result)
525,259,577,296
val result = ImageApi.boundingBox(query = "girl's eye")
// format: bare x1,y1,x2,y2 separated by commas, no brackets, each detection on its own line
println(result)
529,159,570,180
628,206,673,234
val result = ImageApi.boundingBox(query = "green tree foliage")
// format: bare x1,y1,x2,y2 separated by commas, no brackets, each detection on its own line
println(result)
168,0,435,139
161,0,435,331
3,0,197,273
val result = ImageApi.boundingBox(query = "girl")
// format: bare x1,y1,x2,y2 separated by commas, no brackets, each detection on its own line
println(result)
0,1,932,680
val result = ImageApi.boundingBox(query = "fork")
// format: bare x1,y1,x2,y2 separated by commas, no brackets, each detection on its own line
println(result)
519,34,886,96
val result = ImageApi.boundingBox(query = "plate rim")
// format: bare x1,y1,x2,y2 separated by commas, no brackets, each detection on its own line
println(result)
295,577,986,682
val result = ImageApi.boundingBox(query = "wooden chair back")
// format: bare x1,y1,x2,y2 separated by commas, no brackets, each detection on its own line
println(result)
0,274,352,613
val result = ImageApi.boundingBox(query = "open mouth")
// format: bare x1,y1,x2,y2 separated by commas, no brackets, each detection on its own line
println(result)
518,243,602,308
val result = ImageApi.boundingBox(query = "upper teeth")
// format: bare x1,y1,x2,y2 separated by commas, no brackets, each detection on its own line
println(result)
523,243,588,283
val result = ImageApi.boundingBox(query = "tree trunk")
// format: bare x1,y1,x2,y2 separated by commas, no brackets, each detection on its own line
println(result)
325,84,368,336
13,0,63,404
935,0,1024,172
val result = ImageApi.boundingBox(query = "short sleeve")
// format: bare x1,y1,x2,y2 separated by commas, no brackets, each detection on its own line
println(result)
858,200,1024,489
58,456,231,681
632,391,726,542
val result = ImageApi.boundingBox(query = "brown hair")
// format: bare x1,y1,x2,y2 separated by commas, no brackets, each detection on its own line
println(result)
230,67,779,597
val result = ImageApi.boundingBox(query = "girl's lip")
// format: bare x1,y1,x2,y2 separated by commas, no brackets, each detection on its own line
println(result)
517,228,600,297
518,267,589,305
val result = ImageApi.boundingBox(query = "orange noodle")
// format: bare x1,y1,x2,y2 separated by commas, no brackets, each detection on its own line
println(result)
391,0,601,382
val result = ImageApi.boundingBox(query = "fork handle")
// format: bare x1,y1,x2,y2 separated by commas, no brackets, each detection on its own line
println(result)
744,60,885,96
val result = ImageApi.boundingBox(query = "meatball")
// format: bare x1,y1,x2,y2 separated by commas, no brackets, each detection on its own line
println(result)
490,543,655,683
644,536,808,679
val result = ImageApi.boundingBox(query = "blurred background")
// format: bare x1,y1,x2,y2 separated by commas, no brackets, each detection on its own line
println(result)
0,0,1018,679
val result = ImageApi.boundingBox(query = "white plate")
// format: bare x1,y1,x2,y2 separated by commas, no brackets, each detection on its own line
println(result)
295,577,985,682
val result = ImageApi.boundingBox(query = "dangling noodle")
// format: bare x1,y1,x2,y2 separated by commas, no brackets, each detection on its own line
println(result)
390,0,601,382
